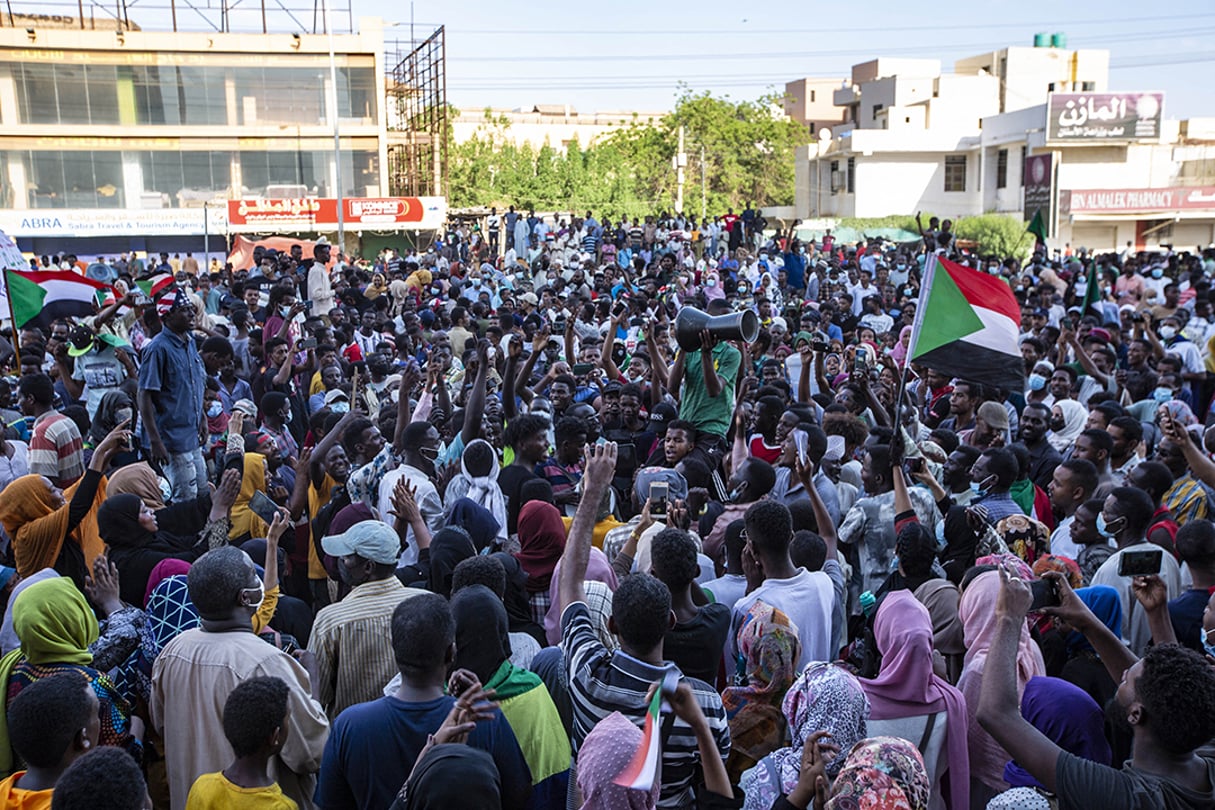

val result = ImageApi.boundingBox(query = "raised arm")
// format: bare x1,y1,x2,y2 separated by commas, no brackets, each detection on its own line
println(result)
977,566,1063,793
1162,414,1215,491
503,336,522,420
461,340,490,446
797,452,836,558
557,442,617,614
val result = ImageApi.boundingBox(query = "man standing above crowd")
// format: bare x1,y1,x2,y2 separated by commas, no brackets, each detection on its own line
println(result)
667,299,740,467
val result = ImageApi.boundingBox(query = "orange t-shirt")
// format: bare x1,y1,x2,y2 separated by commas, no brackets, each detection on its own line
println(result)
0,771,53,810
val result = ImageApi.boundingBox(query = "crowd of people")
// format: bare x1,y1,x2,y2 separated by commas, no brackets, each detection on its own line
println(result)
0,210,1211,810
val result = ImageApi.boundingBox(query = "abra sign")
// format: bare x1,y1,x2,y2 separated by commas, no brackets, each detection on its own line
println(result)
1047,92,1164,142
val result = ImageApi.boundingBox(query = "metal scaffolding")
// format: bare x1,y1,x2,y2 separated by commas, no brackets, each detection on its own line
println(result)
0,0,354,34
386,25,447,198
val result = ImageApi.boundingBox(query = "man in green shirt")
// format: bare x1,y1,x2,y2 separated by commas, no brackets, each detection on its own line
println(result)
668,299,741,468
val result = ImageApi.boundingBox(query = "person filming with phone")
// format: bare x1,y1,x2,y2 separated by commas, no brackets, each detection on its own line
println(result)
1088,486,1183,656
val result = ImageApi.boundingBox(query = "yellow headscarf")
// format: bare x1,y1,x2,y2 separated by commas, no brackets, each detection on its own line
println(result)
229,454,269,540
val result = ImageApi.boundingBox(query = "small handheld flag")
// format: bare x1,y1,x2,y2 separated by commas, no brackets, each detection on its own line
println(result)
614,669,679,790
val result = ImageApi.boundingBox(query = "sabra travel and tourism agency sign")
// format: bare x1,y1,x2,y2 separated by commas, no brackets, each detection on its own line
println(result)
1046,92,1164,142
1062,186,1215,215
0,197,447,238
227,197,446,231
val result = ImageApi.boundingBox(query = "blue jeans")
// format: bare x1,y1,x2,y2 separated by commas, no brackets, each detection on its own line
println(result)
165,447,207,502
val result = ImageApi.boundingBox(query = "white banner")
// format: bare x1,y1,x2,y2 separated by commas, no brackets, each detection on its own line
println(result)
0,208,227,237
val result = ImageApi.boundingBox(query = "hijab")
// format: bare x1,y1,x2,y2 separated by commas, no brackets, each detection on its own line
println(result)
88,391,132,448
452,585,511,686
429,527,476,598
97,493,155,549
543,548,618,645
862,591,969,810
403,744,501,810
721,602,801,777
742,663,870,810
515,501,566,594
446,440,508,545
889,325,914,367
0,473,106,589
490,552,546,645
826,737,931,810
449,498,503,553
1047,399,1087,452
576,711,656,810
144,558,192,608
958,571,1046,791
1067,586,1122,655
106,462,166,510
1003,677,1111,790
12,577,98,665
229,453,269,540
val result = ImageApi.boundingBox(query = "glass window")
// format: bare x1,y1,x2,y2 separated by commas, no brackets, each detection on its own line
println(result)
996,149,1008,189
54,65,91,125
338,67,377,123
944,155,967,193
85,64,121,125
19,150,125,208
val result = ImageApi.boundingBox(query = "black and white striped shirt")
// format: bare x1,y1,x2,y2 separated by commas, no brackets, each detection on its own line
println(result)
561,601,730,809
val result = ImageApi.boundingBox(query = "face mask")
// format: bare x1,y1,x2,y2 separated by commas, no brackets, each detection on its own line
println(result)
280,306,292,317
115,408,133,425
1050,416,1065,432
1153,387,1174,404
1028,373,1047,391
1203,628,1215,661
206,401,223,418
1151,269,1164,279
1014,285,1024,293
1095,513,1123,539
969,476,994,499
897,264,907,271
1159,325,1177,340
1077,276,1087,285
706,279,717,288
330,402,349,414
242,579,265,611
728,484,746,503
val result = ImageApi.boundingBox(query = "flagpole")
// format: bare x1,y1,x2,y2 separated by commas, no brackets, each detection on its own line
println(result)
1,270,20,367
893,252,939,437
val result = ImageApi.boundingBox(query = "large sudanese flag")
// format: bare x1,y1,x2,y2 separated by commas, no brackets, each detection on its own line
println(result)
908,255,1025,394
4,269,116,329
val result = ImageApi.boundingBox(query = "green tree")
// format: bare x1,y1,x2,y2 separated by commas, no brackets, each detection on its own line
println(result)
953,214,1034,262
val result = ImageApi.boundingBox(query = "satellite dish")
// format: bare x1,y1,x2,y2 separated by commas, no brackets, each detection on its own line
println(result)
818,128,832,142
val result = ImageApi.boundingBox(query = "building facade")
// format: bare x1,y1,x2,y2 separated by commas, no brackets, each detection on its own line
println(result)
451,105,665,152
0,16,444,260
790,40,1215,251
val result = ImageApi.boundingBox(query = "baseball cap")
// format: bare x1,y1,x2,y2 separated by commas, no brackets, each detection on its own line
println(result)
67,325,95,357
648,402,678,431
322,520,401,565
519,292,539,306
232,399,258,418
977,401,1010,432
634,467,689,506
324,389,350,405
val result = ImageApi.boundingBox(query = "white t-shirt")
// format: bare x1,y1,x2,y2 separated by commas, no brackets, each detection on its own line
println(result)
729,568,835,670
1089,543,1184,656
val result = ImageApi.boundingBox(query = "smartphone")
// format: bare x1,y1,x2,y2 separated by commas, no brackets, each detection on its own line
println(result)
649,481,669,517
1029,579,1060,611
572,363,594,376
304,300,314,311
811,339,830,353
1061,316,1074,331
248,490,280,527
612,301,627,318
553,318,567,334
793,430,809,467
854,347,869,373
903,456,924,475
1118,547,1164,577
299,337,317,350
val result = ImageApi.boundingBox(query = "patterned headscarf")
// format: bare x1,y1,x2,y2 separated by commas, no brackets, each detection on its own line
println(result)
741,663,870,810
825,736,931,810
577,711,656,810
996,516,1052,569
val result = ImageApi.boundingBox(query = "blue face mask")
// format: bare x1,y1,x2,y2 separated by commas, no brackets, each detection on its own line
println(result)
206,401,222,418
1203,629,1215,661
1153,387,1174,404
330,402,349,414
1151,269,1164,279
1096,512,1124,539
970,476,993,499
1028,373,1047,391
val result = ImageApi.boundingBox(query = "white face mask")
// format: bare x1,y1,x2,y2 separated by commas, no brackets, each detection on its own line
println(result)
1160,325,1177,340
242,579,265,611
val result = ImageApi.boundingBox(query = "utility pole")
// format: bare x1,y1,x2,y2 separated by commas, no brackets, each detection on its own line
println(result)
674,125,686,215
700,144,706,221
323,0,344,251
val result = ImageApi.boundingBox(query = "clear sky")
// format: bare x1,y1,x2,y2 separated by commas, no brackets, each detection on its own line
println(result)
368,0,1215,118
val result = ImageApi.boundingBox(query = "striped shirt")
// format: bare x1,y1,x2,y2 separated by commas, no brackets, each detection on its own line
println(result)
309,577,427,718
1163,475,1210,527
28,411,84,487
561,602,730,809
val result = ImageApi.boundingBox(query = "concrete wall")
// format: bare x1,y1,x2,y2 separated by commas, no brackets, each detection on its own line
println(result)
451,108,664,151
784,77,847,135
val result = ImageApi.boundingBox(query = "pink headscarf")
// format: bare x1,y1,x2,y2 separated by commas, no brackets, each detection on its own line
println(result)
862,591,970,810
889,325,914,367
957,571,1046,792
577,711,656,810
144,558,191,608
544,547,618,645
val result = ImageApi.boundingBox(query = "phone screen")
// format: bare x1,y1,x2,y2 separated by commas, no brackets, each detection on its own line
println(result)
1118,548,1163,577
649,481,669,516
248,491,280,526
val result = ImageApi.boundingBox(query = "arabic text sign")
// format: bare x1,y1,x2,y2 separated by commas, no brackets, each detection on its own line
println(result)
1047,92,1164,142
227,197,443,229
1063,186,1215,214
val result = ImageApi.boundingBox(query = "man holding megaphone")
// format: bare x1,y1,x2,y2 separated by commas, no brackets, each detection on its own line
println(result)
666,299,757,468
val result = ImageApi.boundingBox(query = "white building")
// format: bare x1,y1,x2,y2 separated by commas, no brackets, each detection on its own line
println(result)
789,41,1215,252
451,105,664,152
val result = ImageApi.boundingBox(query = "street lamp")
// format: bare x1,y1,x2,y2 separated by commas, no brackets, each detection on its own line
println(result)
321,0,344,249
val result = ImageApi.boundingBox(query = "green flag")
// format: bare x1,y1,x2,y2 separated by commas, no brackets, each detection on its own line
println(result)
4,270,46,329
1027,209,1047,246
1081,264,1102,317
